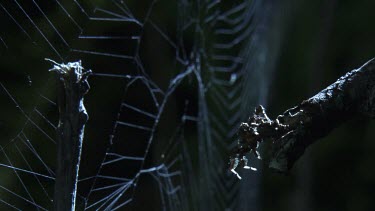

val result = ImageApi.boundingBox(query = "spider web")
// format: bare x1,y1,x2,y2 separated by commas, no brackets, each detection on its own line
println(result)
0,0,275,210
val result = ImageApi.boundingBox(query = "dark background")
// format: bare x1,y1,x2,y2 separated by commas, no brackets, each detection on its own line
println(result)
0,0,375,210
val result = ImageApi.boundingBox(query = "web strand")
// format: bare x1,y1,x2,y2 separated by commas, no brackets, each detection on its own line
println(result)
1,0,265,210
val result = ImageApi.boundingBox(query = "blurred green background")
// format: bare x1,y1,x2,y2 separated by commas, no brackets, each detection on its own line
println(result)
0,0,375,210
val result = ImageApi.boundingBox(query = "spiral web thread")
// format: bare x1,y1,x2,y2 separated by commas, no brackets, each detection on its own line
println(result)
0,0,270,210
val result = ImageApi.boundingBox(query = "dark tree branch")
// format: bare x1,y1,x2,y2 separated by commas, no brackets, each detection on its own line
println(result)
46,59,91,211
229,58,375,178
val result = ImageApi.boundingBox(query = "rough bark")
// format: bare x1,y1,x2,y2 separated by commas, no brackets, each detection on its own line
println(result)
46,59,91,211
229,58,375,176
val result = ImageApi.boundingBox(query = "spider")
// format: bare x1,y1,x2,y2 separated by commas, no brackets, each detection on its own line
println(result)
228,105,274,179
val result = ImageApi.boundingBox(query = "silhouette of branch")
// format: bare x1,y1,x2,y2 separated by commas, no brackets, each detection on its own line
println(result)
229,58,375,177
46,59,91,211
